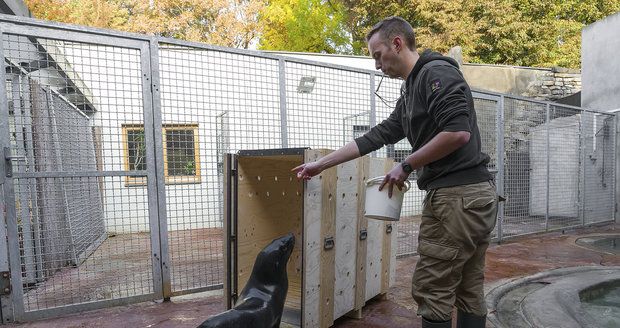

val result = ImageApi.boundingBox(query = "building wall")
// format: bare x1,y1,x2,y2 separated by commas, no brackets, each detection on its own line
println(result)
275,52,582,102
582,12,620,112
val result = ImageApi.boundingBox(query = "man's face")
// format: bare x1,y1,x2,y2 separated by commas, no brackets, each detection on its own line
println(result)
368,32,400,78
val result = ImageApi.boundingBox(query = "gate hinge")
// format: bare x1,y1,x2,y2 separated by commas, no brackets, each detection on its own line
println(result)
230,168,237,177
0,271,11,295
230,235,237,242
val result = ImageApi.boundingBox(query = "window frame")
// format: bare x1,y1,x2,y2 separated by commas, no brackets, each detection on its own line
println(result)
122,123,201,186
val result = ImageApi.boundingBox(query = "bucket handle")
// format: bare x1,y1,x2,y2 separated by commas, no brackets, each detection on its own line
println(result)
366,176,411,192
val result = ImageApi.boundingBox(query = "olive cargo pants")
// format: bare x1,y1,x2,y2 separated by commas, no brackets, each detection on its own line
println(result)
412,181,498,321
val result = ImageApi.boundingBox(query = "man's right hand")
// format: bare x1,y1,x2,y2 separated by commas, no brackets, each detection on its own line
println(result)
292,161,324,180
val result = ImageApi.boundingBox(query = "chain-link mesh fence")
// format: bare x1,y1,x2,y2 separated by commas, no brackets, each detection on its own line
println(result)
0,16,616,321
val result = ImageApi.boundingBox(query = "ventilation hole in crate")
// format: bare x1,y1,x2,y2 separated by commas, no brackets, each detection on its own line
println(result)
350,176,352,181
289,176,293,181
339,290,343,295
239,174,243,180
355,193,358,197
369,261,373,266
266,191,270,197
326,298,330,305
257,176,261,181
274,176,278,181
347,271,350,276
375,274,378,278
248,192,253,198
319,175,322,179
342,193,345,199
282,191,286,196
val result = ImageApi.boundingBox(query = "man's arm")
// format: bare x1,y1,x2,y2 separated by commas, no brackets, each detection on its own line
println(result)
380,130,470,196
292,141,361,180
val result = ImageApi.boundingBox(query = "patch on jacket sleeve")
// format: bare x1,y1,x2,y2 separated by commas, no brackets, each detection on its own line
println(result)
430,79,442,93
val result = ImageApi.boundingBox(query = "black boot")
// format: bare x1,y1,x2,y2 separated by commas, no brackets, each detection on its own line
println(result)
422,317,452,328
456,309,486,328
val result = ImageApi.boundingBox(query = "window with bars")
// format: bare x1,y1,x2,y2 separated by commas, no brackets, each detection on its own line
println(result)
123,124,201,185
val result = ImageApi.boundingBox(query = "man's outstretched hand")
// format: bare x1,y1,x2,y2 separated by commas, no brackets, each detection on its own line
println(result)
292,161,324,180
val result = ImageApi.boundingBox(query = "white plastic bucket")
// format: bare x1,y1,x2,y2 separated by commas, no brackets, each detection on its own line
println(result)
364,176,410,221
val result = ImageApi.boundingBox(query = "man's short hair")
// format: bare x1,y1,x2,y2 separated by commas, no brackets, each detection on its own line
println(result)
365,16,416,51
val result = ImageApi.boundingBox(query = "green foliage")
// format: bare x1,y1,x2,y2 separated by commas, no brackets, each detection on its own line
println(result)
342,0,620,68
258,0,350,53
25,0,620,67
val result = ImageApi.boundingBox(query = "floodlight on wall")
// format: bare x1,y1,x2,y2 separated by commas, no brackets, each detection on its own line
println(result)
297,76,316,93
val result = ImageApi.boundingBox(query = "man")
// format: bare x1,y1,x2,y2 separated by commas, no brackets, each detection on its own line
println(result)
293,16,498,328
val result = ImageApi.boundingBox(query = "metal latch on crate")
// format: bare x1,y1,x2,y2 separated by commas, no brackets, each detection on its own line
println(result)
323,237,334,250
386,224,393,234
0,271,11,295
359,229,367,240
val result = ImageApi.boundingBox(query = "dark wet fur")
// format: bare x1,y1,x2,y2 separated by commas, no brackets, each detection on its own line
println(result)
198,233,295,328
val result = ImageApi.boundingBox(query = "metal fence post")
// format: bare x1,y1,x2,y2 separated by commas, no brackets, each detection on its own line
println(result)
0,27,22,323
496,96,505,242
615,113,619,222
545,104,550,231
581,111,587,226
145,38,168,299
279,59,288,148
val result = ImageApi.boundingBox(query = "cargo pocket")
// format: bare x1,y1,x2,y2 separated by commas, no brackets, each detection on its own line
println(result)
417,239,459,260
462,194,495,210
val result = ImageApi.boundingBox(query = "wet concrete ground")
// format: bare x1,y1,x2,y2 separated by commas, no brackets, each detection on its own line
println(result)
7,222,619,328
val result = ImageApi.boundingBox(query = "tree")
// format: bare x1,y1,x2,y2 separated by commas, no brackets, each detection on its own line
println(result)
25,0,266,49
25,0,127,29
258,0,350,53
340,0,620,68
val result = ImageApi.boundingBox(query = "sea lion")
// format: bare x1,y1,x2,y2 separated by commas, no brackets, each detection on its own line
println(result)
198,233,295,328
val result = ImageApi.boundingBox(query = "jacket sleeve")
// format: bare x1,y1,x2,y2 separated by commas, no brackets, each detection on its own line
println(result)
354,98,405,156
421,65,471,132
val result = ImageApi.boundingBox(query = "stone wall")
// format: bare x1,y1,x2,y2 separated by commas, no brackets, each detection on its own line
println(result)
461,64,581,102
524,67,581,101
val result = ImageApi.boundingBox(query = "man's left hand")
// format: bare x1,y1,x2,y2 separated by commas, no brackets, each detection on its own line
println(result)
379,164,410,198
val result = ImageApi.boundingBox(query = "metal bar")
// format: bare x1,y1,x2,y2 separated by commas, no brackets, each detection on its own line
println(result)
545,104,550,231
0,22,146,50
224,153,232,309
278,59,288,148
614,113,618,222
168,284,223,298
12,170,149,179
45,89,79,265
159,35,378,75
11,76,36,284
232,155,239,305
16,293,158,322
369,73,377,157
472,89,610,115
143,39,166,300
0,26,23,322
496,96,505,242
20,74,44,283
581,112,587,226
0,13,150,43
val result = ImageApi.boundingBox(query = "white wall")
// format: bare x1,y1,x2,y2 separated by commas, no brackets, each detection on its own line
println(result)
582,12,620,112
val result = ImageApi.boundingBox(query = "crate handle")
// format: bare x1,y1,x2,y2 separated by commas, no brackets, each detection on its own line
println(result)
359,229,367,240
323,237,334,250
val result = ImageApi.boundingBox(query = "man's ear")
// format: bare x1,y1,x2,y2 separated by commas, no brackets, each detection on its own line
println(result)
392,36,403,53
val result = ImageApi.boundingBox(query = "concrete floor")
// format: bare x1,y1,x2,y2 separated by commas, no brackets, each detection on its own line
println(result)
6,223,619,328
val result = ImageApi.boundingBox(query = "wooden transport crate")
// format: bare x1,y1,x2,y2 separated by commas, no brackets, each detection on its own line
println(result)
223,148,397,328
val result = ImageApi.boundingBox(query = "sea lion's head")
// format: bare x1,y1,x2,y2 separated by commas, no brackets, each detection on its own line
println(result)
252,233,295,283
